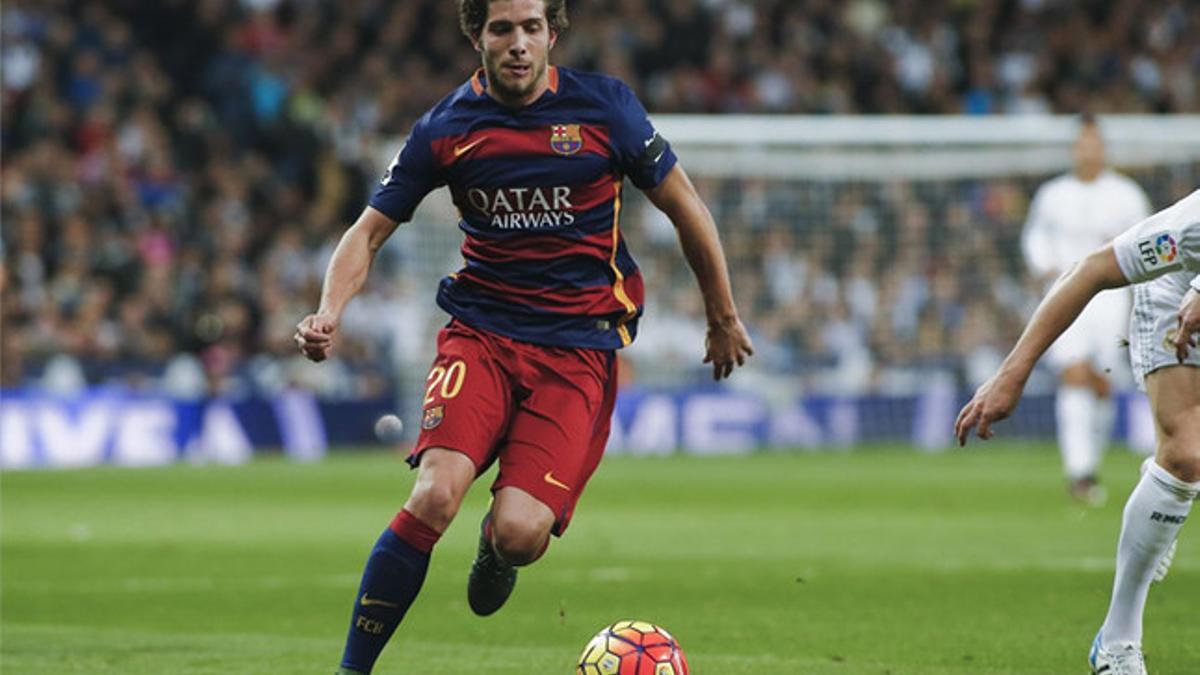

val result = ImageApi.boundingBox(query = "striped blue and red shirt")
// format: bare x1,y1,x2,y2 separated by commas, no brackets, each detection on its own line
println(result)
368,66,677,351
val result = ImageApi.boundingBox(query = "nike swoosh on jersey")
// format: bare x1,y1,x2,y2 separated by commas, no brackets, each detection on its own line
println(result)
454,138,487,157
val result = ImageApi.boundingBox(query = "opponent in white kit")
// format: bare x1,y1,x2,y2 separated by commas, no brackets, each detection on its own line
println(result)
957,188,1200,674
1021,115,1151,503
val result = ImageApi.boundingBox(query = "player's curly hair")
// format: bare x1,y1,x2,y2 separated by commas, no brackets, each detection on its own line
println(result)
459,0,569,41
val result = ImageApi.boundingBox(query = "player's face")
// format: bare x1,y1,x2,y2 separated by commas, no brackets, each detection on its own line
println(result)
1073,126,1106,181
476,0,557,107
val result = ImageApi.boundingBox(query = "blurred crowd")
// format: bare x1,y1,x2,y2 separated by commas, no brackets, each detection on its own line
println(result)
2,0,1199,400
624,167,1199,397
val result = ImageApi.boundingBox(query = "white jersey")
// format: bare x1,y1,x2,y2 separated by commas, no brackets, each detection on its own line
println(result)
1023,170,1152,279
1023,170,1151,372
1111,189,1200,387
1112,188,1200,285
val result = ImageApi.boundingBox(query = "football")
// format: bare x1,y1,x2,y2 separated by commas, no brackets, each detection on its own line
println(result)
576,620,689,675
373,414,405,443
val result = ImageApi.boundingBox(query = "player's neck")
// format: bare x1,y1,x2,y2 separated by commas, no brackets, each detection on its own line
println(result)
482,65,555,109
1075,167,1104,182
488,82,547,108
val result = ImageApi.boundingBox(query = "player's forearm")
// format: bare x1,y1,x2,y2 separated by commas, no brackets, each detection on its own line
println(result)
673,205,739,324
648,167,738,323
1000,246,1127,381
317,222,384,321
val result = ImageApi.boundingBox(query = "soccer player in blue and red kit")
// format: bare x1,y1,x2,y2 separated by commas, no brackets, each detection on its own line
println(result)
295,1,754,672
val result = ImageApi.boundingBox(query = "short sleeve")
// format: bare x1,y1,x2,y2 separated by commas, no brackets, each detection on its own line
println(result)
608,81,677,190
1111,218,1185,284
368,116,441,223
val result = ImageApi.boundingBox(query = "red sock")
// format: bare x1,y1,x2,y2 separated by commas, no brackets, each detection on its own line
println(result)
388,510,442,554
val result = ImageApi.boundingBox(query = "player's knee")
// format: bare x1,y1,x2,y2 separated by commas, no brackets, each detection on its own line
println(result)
490,513,551,566
406,481,462,531
1158,453,1200,484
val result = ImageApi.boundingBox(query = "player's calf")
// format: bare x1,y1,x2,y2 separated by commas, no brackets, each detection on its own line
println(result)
468,513,518,616
467,489,555,616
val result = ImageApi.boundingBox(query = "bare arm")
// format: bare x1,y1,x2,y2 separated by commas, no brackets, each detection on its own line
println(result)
294,206,400,362
954,244,1128,444
644,164,753,380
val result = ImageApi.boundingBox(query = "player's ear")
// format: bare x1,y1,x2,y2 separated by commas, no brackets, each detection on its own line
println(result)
548,30,558,50
470,34,482,53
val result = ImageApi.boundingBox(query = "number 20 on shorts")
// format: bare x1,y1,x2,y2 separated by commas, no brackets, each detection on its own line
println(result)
424,360,466,405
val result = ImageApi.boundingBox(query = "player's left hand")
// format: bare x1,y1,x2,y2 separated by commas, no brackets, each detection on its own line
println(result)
954,371,1024,446
1172,288,1200,363
703,317,754,380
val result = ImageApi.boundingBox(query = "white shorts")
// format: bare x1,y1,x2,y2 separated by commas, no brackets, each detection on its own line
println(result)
1047,287,1131,376
1128,269,1200,389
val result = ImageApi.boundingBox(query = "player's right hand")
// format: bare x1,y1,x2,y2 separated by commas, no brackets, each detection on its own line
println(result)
295,312,338,362
1172,288,1200,363
954,372,1024,446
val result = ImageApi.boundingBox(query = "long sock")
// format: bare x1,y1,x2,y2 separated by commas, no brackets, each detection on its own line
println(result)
340,510,442,673
1057,386,1097,480
1099,461,1198,648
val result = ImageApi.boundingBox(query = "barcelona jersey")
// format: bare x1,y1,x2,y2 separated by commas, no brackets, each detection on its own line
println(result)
368,66,677,351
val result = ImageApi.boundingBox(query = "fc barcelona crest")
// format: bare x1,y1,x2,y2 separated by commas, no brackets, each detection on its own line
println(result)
550,124,583,156
421,405,444,430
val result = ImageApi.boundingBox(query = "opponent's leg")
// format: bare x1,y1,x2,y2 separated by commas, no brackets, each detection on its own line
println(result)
338,448,476,674
1092,366,1200,673
467,486,555,616
1059,363,1103,504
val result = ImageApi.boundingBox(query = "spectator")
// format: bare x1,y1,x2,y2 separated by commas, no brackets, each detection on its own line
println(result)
2,0,1199,399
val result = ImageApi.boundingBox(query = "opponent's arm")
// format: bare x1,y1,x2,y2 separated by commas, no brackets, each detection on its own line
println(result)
644,164,753,380
955,244,1128,445
295,206,400,362
1020,188,1060,286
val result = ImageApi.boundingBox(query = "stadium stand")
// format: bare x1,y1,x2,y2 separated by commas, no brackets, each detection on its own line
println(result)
3,0,1199,402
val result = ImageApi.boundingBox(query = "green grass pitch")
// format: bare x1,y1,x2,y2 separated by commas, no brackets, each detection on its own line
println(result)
2,446,1196,674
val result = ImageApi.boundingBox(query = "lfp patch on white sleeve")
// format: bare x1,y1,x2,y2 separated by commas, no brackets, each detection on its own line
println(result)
1135,232,1179,270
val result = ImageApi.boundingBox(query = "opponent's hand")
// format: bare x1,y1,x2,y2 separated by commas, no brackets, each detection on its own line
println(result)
703,317,754,380
1172,288,1200,363
954,372,1024,446
295,312,338,362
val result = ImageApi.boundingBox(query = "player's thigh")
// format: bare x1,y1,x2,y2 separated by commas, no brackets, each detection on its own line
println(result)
1144,365,1200,481
494,347,613,535
408,322,514,474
